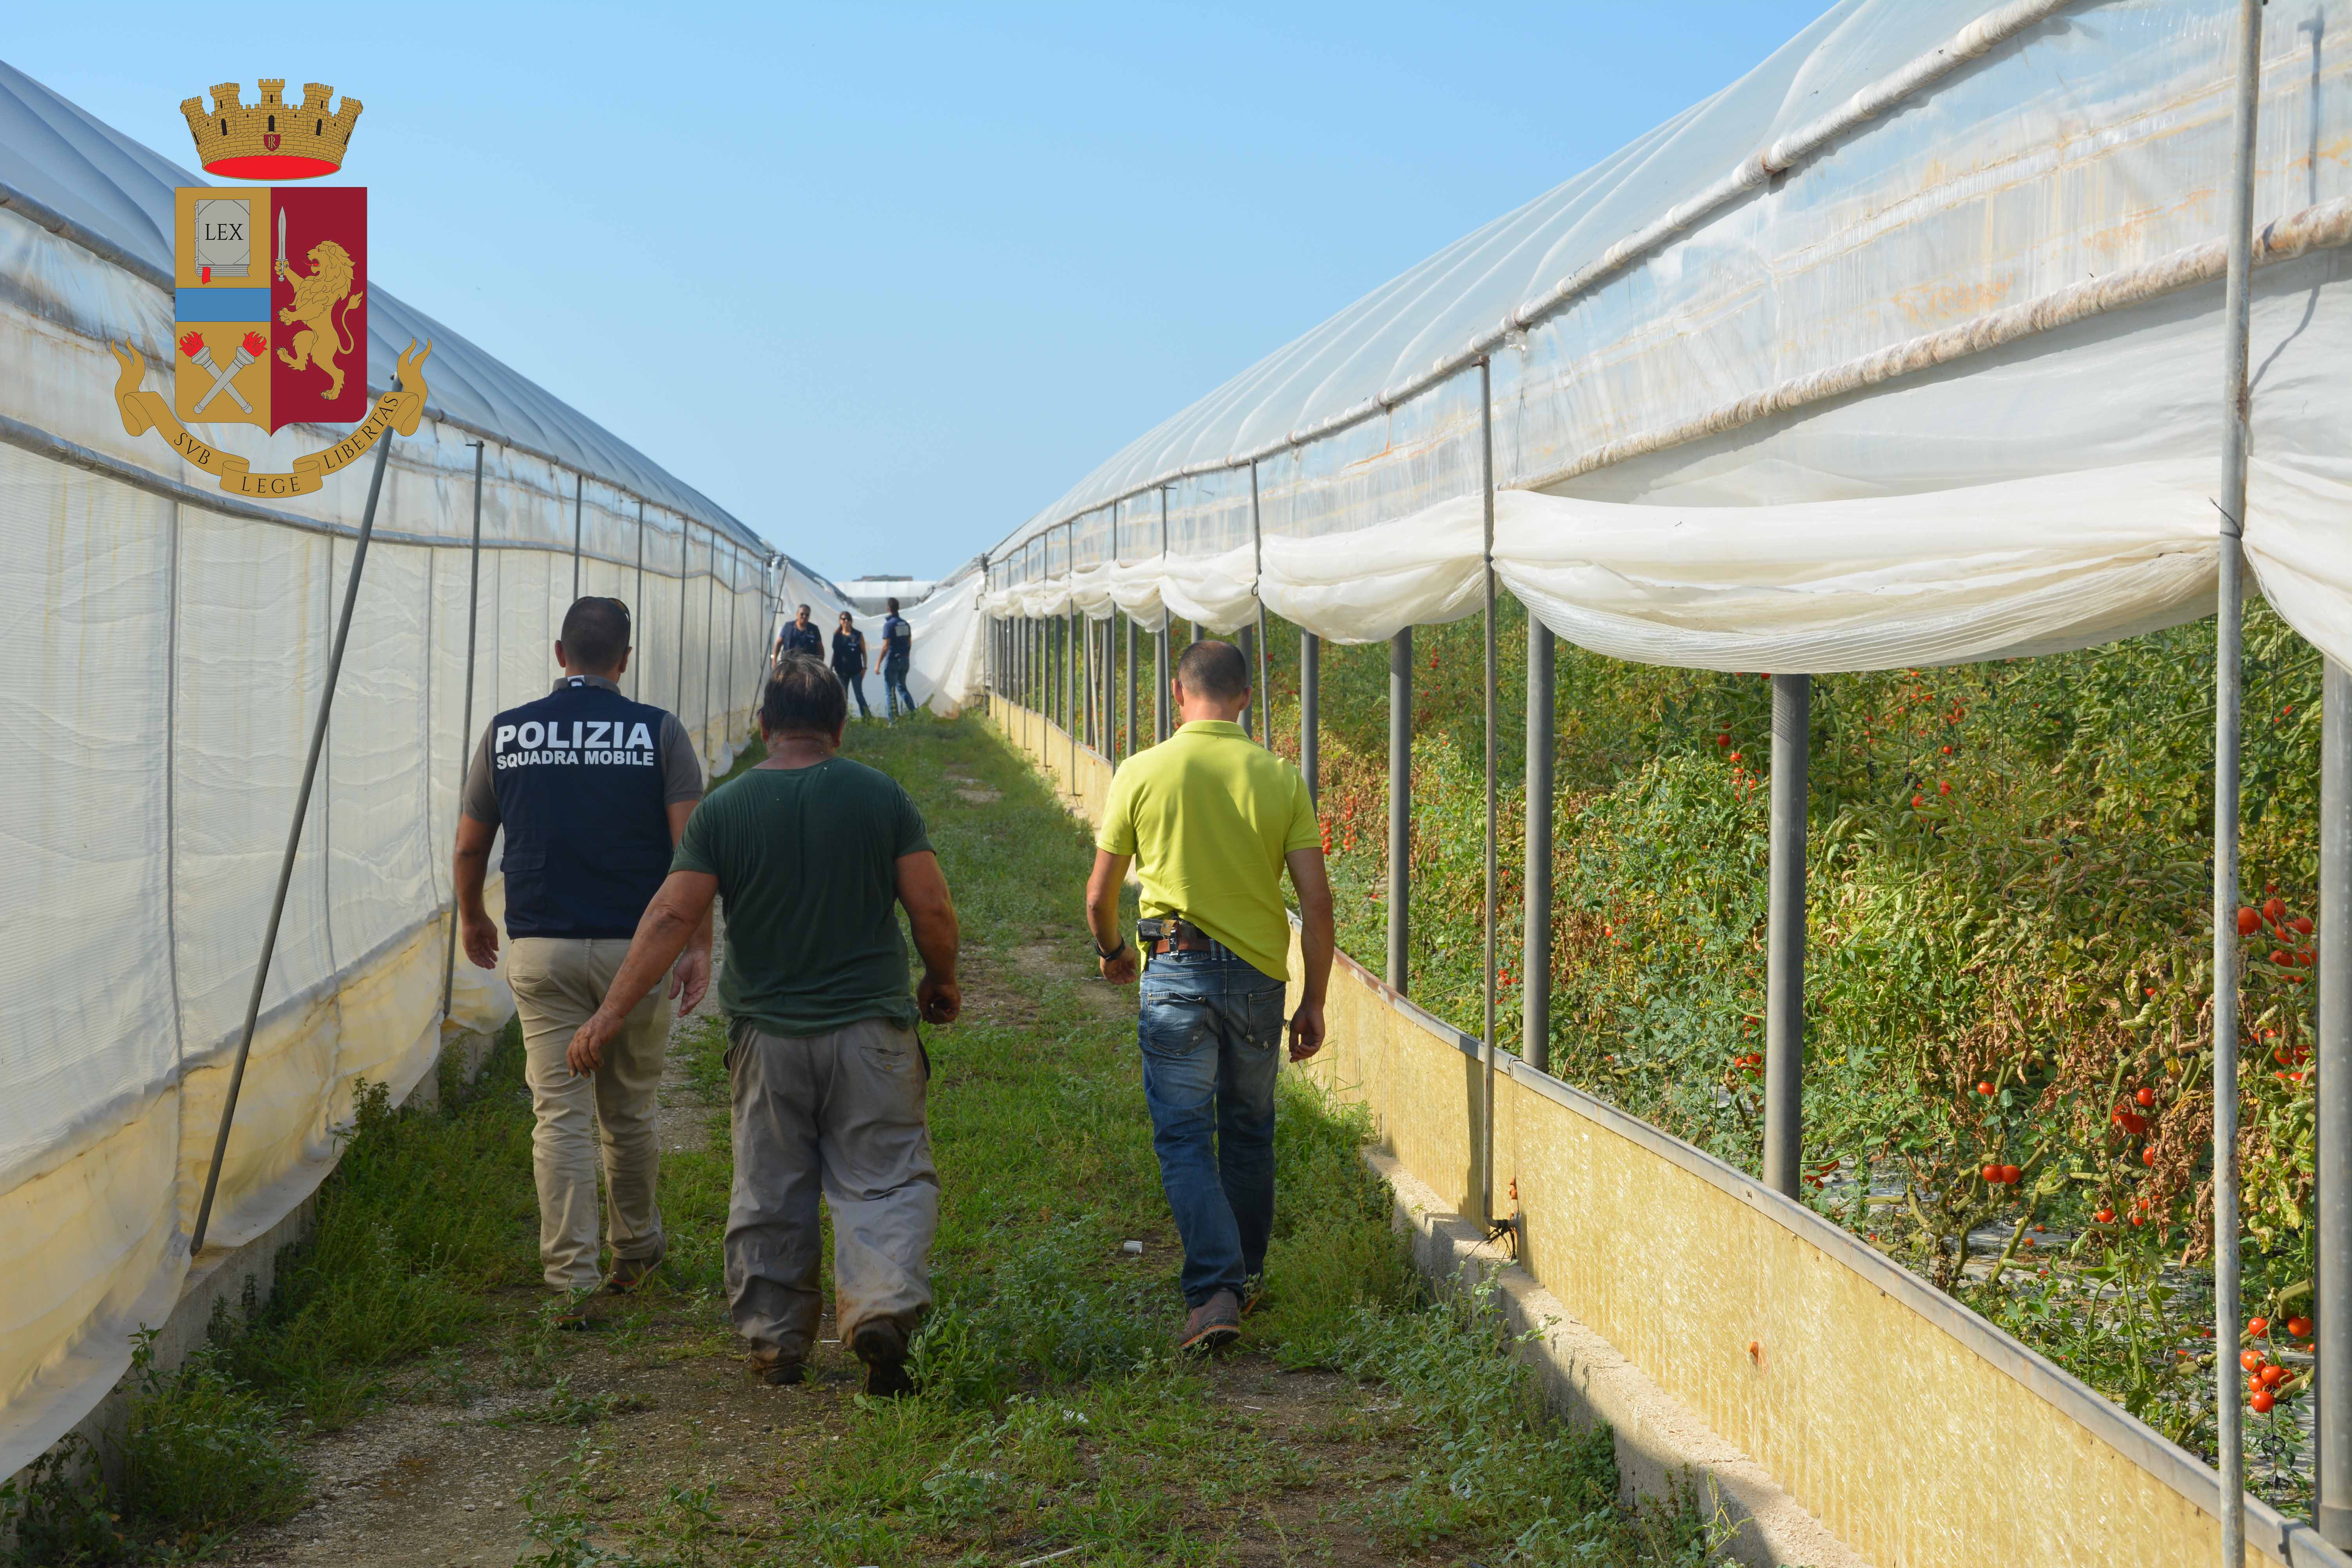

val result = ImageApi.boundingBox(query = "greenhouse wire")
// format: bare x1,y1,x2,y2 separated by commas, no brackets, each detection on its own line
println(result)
190,429,396,1257
2323,658,2352,1548
2215,1,2267,1559
439,439,486,1022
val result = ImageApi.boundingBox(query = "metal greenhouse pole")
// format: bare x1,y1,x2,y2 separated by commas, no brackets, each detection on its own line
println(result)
191,430,397,1255
1388,626,1412,994
1524,620,1555,1074
1762,674,1809,1199
1250,461,1270,750
570,472,583,600
440,439,486,1021
1125,612,1136,760
2323,659,2351,1550
631,503,645,702
2212,3,2265,1558
1300,631,1319,806
1157,485,1172,743
1479,356,1500,1227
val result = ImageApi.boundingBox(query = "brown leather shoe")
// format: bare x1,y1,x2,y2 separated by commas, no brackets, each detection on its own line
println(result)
606,1254,660,1295
1177,1290,1241,1354
853,1319,915,1397
745,1350,805,1387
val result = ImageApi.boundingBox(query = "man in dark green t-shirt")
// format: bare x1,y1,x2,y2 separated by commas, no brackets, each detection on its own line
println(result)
568,655,962,1396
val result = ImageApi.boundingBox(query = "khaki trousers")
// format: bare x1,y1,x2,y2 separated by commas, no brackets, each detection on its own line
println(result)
508,937,672,1292
725,1017,939,1363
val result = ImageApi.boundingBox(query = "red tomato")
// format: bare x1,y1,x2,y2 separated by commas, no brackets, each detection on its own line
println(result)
1939,780,1952,795
2094,1209,2115,1223
1716,732,1730,746
1999,1164,2021,1185
1981,1164,2000,1183
2265,897,2286,924
2293,916,2315,935
2250,1316,2270,1338
1912,794,1924,808
2288,1316,2313,1339
2136,1087,2156,1107
2143,1149,2158,1167
2272,950,2291,965
1941,744,1953,755
2262,1364,2289,1388
2239,907,2263,936
2252,1390,2276,1414
2243,1349,2265,1371
1977,1081,1995,1096
1729,751,1742,762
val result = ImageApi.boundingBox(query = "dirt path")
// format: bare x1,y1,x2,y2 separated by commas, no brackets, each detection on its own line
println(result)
217,934,1422,1568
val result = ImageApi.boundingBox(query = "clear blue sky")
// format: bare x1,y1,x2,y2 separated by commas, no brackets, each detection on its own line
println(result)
11,2,1826,581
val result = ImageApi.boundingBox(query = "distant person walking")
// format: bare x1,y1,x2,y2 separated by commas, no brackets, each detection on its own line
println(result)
1083,640,1334,1353
831,611,872,720
775,603,823,671
875,597,916,720
568,656,962,1396
454,597,710,1312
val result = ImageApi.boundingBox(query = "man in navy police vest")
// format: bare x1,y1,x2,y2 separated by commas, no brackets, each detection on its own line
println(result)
454,596,710,1307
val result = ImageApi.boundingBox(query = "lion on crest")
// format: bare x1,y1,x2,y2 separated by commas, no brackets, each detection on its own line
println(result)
276,240,364,401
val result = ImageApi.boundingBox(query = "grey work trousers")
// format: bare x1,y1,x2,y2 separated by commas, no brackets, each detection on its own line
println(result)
508,937,672,1292
725,1016,939,1364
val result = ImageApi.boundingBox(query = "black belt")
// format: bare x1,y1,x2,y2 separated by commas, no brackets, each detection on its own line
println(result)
1137,916,1228,959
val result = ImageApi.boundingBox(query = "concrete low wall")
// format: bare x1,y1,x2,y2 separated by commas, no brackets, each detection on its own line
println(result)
984,691,2349,1568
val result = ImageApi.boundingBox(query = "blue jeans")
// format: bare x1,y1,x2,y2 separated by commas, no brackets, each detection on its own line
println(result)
883,660,915,719
838,669,872,719
1137,947,1285,1306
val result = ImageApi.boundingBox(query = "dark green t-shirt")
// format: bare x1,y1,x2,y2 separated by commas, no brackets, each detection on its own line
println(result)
671,757,933,1036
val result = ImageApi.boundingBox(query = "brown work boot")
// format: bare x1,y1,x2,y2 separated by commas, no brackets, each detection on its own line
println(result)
744,1349,805,1387
606,1254,660,1295
852,1318,915,1397
1177,1290,1241,1354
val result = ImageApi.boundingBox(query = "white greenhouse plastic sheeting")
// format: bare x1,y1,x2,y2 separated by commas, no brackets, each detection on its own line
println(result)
0,64,775,1477
979,0,2352,678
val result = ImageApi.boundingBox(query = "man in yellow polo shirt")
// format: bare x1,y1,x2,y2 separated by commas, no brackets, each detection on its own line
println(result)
1083,639,1335,1353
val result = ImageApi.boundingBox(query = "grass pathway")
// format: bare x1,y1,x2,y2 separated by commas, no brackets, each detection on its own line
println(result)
15,717,1720,1568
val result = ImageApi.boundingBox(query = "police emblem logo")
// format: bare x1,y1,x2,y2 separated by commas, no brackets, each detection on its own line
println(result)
170,185,368,431
107,78,429,498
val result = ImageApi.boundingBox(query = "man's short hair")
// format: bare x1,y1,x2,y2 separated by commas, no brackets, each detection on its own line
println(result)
762,655,847,737
1176,639,1249,701
797,603,811,615
887,597,901,613
560,596,630,673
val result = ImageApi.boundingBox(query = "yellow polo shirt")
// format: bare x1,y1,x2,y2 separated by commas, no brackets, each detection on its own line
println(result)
1096,720,1318,981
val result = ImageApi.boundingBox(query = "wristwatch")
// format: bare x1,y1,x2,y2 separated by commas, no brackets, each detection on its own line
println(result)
1094,935,1128,962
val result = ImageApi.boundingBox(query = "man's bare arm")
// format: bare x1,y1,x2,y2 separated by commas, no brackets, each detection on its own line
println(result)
1086,850,1137,984
568,870,718,1073
1285,846,1335,1061
895,850,962,1025
664,799,714,1013
454,814,499,969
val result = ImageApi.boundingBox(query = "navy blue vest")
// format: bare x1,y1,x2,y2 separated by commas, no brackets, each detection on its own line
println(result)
490,679,677,940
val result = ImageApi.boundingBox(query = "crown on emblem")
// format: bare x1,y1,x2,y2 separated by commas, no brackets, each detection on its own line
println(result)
180,80,362,180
